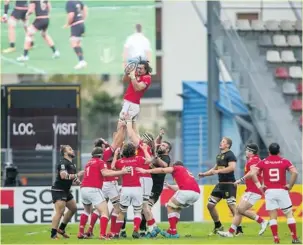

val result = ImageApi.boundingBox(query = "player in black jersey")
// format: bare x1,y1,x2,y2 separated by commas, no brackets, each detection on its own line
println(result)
64,0,87,70
198,137,243,236
50,145,84,240
17,0,59,62
140,129,172,237
2,0,33,53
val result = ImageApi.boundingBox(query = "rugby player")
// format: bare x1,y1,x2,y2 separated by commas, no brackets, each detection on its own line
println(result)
2,0,34,53
198,137,243,236
78,147,131,239
64,0,87,70
248,143,300,244
136,161,200,238
217,143,268,237
50,145,84,239
118,61,152,134
16,0,59,62
111,143,151,239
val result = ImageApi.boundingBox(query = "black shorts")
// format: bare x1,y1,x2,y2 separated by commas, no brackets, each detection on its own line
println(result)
51,190,74,204
33,18,49,31
210,183,237,199
71,23,85,37
149,185,163,205
11,9,27,21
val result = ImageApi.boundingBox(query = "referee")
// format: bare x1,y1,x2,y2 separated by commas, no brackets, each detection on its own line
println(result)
198,137,243,236
50,145,84,239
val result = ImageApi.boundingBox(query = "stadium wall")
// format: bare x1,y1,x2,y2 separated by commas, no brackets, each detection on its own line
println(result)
1,185,302,224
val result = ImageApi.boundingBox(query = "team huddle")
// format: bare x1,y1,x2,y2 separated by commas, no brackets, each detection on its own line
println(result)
2,0,87,69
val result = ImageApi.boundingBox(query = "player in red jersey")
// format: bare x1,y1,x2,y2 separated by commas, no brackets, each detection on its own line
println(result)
118,60,152,133
111,142,151,239
136,161,200,238
217,143,268,238
78,147,131,239
248,143,300,244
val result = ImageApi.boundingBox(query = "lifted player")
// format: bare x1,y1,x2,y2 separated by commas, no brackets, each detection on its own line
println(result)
16,0,59,62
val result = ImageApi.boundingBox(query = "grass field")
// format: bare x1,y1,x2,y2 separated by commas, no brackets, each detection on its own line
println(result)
1,222,302,244
0,1,156,74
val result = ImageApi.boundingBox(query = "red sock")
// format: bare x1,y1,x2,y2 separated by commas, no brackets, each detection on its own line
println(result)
287,218,298,240
79,213,89,234
133,216,142,232
255,215,264,224
168,213,179,235
110,213,118,233
270,219,279,240
228,224,237,234
87,212,99,233
115,221,124,234
147,218,155,226
100,216,109,237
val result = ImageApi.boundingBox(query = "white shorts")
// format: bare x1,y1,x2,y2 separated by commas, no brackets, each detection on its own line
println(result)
265,189,292,211
102,181,120,200
242,191,262,206
80,187,106,206
119,100,140,122
173,190,200,207
140,177,153,201
120,186,143,207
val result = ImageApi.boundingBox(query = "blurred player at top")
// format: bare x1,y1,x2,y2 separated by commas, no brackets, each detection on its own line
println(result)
2,0,33,54
119,61,152,133
123,24,152,68
16,0,59,62
64,0,87,70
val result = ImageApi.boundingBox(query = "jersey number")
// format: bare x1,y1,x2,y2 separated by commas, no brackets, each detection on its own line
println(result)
269,168,280,182
86,166,90,177
40,0,47,11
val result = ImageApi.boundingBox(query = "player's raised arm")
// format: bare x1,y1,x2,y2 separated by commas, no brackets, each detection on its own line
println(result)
26,2,35,18
126,119,140,146
111,126,125,150
82,5,88,20
129,71,148,92
47,1,51,12
154,128,164,148
139,143,153,163
111,148,120,170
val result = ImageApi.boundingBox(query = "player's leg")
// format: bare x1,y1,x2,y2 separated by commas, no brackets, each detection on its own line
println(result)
131,187,144,239
22,19,34,49
50,191,67,239
207,184,223,235
78,203,92,238
16,22,37,61
40,20,60,59
94,199,110,239
70,24,86,70
85,209,100,237
115,187,131,237
3,11,19,53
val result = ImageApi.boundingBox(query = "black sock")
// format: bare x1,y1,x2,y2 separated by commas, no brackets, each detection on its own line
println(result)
73,47,83,61
140,214,147,231
237,225,243,232
24,50,28,56
59,223,67,231
10,42,15,48
121,216,127,230
50,45,56,53
214,221,222,228
30,41,34,47
51,228,57,238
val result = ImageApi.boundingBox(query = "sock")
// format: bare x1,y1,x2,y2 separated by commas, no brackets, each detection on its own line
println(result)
73,47,83,61
115,220,124,234
229,224,237,234
214,221,222,229
287,218,298,240
50,45,56,53
110,213,118,233
147,218,156,232
87,211,99,233
24,49,28,57
51,228,57,238
133,216,142,232
100,216,109,237
59,222,67,232
237,226,243,233
269,219,279,240
10,42,15,48
168,212,180,235
79,212,89,234
140,214,147,232
122,216,127,230
255,215,264,224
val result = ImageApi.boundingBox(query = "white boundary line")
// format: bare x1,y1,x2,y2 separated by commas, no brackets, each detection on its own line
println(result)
0,55,47,74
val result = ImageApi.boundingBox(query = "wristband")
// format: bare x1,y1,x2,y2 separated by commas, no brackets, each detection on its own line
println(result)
240,177,245,183
4,4,9,14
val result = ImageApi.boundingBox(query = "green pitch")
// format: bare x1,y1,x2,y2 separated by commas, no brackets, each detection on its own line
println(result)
1,222,302,244
0,1,156,75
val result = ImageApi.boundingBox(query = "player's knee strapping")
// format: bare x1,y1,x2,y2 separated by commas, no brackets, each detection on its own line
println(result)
25,35,32,43
282,205,293,215
208,196,218,205
148,199,154,207
111,197,120,205
27,26,36,35
226,197,236,205
133,204,143,213
119,204,128,213
167,200,180,209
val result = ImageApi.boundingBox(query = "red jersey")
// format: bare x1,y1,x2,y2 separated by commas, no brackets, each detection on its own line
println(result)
172,165,200,193
81,158,107,189
102,147,118,182
136,140,152,178
124,74,151,104
116,156,145,187
244,155,262,195
255,155,294,189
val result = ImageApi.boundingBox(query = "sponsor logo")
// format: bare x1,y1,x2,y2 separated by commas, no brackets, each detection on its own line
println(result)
12,123,35,136
1,189,15,223
52,123,77,135
35,144,53,151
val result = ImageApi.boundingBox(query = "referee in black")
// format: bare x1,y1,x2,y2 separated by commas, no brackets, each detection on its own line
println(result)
198,137,243,236
139,129,172,237
50,145,84,239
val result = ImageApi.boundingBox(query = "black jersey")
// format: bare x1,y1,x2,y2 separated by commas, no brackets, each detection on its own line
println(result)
30,0,49,16
15,0,28,8
52,158,77,192
151,155,171,189
65,0,84,24
216,150,237,182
